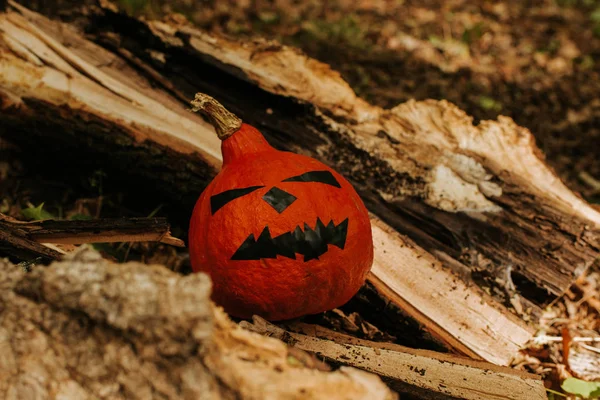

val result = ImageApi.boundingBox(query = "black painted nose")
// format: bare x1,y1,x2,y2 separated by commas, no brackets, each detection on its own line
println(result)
262,187,297,213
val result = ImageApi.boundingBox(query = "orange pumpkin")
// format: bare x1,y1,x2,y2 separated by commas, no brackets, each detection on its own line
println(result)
188,94,373,321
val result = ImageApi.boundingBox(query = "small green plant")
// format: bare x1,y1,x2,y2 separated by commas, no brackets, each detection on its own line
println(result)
257,11,280,25
0,198,10,214
69,213,92,221
300,15,371,50
477,96,503,112
21,203,54,221
591,7,600,36
556,0,599,7
88,169,107,196
118,0,149,15
577,55,595,70
561,377,600,398
543,39,562,55
462,22,485,44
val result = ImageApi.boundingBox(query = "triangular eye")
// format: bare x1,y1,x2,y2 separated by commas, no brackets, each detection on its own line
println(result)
211,186,264,214
282,171,341,188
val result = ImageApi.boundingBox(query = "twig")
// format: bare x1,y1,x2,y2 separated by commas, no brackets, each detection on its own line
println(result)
579,343,600,354
533,335,600,345
579,171,600,194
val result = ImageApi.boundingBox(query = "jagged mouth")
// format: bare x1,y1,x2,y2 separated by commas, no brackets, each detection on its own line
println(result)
231,218,349,262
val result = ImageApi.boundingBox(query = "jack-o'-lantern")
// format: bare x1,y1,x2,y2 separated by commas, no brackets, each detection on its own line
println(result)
188,94,373,321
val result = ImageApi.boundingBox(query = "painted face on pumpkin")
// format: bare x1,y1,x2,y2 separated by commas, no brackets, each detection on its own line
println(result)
209,170,349,262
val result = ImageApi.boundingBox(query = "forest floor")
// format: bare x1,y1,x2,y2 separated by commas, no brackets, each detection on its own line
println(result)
2,0,600,397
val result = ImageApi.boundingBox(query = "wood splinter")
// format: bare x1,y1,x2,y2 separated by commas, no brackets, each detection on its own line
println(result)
0,213,184,262
241,316,547,400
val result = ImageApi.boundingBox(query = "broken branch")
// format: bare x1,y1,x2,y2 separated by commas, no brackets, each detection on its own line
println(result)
0,220,63,261
0,213,184,261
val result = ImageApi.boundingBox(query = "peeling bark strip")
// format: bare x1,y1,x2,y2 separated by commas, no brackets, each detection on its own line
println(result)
0,2,598,365
0,248,395,400
243,317,546,400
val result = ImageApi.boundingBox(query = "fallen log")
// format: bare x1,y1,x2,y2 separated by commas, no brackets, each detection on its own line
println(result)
1,1,599,366
242,316,547,400
0,248,395,400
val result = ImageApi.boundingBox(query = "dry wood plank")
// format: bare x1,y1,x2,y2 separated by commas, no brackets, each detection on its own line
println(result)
243,316,546,400
367,217,534,365
0,213,184,247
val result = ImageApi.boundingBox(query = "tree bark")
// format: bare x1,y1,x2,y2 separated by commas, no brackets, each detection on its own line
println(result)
0,248,395,400
1,1,599,367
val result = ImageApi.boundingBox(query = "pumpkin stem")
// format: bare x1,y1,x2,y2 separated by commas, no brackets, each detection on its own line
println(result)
189,93,242,140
